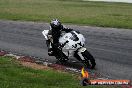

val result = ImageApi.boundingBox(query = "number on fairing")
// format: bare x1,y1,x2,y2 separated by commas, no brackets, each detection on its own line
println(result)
72,42,83,48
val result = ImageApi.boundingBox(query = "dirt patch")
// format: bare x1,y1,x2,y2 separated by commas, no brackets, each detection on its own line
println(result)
18,56,35,63
20,61,49,70
17,56,49,70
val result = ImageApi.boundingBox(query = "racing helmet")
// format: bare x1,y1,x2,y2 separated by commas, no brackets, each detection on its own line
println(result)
50,19,62,30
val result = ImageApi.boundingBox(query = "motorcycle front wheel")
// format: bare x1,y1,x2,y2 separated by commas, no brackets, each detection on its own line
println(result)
82,50,96,69
74,49,96,69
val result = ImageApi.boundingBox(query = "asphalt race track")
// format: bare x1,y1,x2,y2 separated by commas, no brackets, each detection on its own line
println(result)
0,20,132,80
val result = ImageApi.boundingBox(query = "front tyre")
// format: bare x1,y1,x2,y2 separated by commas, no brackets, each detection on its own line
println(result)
82,50,96,69
74,48,96,69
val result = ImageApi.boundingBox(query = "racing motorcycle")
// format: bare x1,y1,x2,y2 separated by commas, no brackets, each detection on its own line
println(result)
42,30,96,69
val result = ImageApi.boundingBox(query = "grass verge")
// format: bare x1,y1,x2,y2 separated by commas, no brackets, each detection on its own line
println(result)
0,56,79,88
0,0,132,29
0,56,121,88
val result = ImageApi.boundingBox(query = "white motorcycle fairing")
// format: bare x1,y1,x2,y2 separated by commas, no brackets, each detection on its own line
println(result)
59,31,85,50
42,30,86,57
59,31,85,57
42,29,96,69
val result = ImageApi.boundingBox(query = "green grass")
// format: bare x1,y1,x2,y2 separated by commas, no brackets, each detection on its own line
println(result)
0,56,120,88
0,0,132,29
0,56,79,88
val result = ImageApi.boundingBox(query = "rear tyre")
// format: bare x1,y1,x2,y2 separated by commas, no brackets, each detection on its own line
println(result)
55,52,69,64
52,45,69,64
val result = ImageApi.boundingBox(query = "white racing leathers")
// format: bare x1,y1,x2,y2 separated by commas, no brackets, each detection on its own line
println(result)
42,30,96,69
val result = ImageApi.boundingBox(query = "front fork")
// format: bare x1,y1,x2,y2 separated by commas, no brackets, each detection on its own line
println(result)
74,47,96,69
74,47,87,60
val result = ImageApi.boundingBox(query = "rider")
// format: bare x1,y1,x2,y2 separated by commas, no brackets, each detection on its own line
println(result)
46,19,96,68
46,19,73,60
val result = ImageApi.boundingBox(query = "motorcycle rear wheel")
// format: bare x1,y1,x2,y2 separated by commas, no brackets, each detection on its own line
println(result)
55,52,69,63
